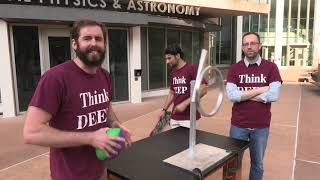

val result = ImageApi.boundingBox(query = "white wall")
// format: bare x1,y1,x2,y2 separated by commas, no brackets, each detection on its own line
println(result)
129,26,142,103
0,20,16,117
274,0,284,68
312,0,320,67
236,16,243,62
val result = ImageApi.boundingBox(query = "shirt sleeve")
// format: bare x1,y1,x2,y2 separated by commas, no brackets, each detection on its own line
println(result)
29,72,64,116
226,82,243,103
269,63,283,83
227,65,237,84
258,81,282,103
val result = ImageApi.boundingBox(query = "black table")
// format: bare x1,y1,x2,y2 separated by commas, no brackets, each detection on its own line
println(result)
107,127,250,180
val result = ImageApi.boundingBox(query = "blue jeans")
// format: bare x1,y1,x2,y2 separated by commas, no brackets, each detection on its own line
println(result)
230,125,269,180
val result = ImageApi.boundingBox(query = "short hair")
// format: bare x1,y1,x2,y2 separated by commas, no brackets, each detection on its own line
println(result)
242,32,261,43
164,44,184,59
71,19,106,42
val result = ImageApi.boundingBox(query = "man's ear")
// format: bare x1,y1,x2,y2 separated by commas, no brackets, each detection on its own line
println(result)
175,53,181,59
71,39,77,50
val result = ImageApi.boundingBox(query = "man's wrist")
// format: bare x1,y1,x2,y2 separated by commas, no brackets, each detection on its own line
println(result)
111,121,121,128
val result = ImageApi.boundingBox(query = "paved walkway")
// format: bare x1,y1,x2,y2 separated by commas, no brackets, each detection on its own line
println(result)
0,83,319,180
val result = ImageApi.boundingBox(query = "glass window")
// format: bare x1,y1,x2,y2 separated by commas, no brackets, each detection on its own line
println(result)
307,47,313,66
284,0,289,19
13,26,41,111
268,46,275,62
145,27,203,90
251,15,259,32
208,32,218,65
260,14,268,32
281,46,287,66
291,0,298,18
141,27,149,91
291,18,298,34
243,16,250,32
308,19,313,43
48,37,70,67
148,27,166,89
310,0,314,19
108,29,129,101
167,29,180,47
269,0,276,32
181,31,193,64
283,0,289,31
192,32,201,65
219,16,233,65
215,32,221,65
300,0,308,18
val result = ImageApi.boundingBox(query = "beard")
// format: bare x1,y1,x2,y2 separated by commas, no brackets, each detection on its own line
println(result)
168,63,177,69
245,51,258,60
75,44,106,67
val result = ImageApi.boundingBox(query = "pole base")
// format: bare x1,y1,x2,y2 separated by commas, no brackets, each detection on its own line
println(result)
163,143,231,172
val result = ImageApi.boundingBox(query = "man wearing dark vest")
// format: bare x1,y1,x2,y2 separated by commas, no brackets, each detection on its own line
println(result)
226,32,282,180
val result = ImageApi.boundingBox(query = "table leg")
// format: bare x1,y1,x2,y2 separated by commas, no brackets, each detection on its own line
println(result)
222,154,243,180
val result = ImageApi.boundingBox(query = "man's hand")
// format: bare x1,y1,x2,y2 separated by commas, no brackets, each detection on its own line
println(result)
173,102,188,114
117,124,133,147
90,128,126,159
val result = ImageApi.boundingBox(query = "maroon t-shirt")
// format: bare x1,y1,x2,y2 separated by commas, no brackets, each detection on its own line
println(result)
169,63,201,120
227,59,282,128
29,60,112,180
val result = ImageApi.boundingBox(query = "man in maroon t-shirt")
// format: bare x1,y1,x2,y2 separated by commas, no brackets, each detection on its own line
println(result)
23,20,132,180
159,45,207,128
226,32,282,180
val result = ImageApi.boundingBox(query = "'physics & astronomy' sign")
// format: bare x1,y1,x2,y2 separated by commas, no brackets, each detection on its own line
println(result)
2,0,201,18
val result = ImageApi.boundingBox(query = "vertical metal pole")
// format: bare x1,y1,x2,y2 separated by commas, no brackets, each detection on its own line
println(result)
189,80,196,155
189,49,207,155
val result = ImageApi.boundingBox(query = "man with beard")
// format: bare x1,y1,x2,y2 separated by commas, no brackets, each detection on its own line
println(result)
226,32,282,180
159,45,207,129
23,20,132,180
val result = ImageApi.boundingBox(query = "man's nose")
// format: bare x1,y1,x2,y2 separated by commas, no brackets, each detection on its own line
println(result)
90,39,97,46
166,59,170,64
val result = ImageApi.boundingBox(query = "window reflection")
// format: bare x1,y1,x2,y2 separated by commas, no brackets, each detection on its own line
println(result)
148,28,166,89
108,29,129,101
143,27,203,90
13,26,41,111
242,0,315,67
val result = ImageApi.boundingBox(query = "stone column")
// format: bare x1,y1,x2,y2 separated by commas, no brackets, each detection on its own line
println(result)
0,20,16,117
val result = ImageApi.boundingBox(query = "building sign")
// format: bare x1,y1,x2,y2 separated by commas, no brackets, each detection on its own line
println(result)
2,0,201,17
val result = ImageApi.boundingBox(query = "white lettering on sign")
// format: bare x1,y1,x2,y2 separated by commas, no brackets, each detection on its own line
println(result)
5,0,201,16
128,0,200,16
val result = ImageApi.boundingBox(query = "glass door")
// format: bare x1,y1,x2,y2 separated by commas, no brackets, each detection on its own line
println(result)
40,27,74,73
108,29,129,102
11,26,41,112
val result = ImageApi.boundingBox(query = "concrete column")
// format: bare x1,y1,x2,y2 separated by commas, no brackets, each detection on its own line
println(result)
0,20,16,117
129,26,142,103
312,0,320,68
274,0,285,67
236,16,243,62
